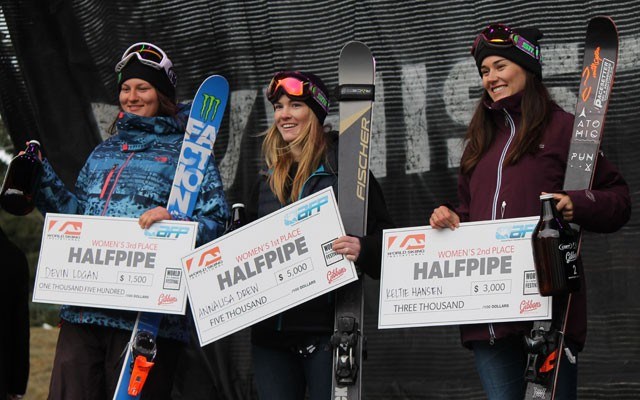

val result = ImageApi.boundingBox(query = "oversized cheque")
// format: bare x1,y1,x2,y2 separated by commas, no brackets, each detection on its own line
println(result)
33,213,197,314
182,187,357,346
379,217,552,329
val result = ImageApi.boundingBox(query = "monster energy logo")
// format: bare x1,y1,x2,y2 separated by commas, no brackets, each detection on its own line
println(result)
200,94,221,121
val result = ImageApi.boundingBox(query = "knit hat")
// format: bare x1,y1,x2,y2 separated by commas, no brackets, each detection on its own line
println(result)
116,44,177,100
266,70,330,124
472,26,543,79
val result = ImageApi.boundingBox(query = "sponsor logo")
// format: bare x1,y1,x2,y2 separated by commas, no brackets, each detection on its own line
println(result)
201,93,221,121
144,224,190,239
334,386,348,400
158,293,178,305
186,246,222,272
46,220,83,240
327,267,347,284
356,116,370,201
387,233,425,251
284,195,329,226
495,223,535,240
520,299,542,313
532,386,547,399
386,232,426,257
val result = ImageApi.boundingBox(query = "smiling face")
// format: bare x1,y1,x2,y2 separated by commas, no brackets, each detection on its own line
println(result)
119,78,160,117
273,95,312,144
480,55,527,102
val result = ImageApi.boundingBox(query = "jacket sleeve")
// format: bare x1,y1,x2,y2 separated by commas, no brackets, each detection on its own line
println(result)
171,157,229,246
565,151,631,233
35,159,86,215
355,173,395,279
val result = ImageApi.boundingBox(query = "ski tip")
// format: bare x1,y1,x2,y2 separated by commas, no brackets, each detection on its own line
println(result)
340,41,372,54
589,15,618,32
199,74,229,89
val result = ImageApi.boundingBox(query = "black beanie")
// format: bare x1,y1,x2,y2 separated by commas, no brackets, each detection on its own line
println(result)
473,27,543,79
117,58,176,101
298,71,330,124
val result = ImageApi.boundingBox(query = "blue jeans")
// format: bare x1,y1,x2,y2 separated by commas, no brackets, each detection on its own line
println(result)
252,336,332,400
472,335,578,400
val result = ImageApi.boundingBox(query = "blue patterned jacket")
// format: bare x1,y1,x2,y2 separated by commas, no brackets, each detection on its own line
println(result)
35,105,229,341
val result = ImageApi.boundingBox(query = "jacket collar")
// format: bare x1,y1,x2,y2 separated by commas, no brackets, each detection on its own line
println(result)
116,104,189,152
483,91,524,115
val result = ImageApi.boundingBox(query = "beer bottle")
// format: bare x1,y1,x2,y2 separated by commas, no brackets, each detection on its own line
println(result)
225,203,247,233
0,140,43,216
531,193,580,296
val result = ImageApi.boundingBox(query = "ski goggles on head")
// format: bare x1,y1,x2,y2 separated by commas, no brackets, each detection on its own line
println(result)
266,72,330,113
115,42,177,85
471,24,540,61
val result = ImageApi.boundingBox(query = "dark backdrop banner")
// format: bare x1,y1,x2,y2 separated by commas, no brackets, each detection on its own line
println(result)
1,1,638,398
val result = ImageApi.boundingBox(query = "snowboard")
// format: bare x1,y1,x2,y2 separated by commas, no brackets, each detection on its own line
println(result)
113,75,229,399
331,41,375,400
524,16,618,400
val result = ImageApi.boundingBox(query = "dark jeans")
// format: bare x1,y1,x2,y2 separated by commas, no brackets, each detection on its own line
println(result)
48,321,183,400
252,336,332,400
472,335,578,400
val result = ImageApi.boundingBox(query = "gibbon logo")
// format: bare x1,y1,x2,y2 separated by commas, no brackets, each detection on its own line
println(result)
186,246,222,272
46,220,83,240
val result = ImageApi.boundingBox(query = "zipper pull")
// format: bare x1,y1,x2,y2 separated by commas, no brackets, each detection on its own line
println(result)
500,201,506,219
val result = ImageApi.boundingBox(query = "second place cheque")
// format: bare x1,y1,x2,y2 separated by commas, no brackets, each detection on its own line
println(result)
379,217,552,329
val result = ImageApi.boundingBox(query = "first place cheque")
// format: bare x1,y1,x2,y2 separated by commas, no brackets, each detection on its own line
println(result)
33,213,197,314
379,217,551,329
182,187,358,346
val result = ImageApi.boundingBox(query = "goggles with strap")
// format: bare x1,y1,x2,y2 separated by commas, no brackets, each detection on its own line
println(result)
115,42,177,86
471,24,540,61
266,72,330,113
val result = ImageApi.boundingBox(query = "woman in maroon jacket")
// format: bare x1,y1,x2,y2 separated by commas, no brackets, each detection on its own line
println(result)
429,25,630,399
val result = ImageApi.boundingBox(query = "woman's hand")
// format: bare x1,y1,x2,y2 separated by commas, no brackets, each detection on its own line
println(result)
544,192,574,221
429,205,460,230
332,235,361,262
139,206,172,229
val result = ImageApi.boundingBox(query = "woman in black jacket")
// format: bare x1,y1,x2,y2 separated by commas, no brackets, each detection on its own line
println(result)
247,70,393,400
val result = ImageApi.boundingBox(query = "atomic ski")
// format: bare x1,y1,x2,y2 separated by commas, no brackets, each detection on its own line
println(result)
524,16,618,400
331,41,375,400
113,75,229,399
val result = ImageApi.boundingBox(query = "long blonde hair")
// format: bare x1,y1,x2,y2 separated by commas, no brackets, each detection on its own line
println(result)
262,113,328,204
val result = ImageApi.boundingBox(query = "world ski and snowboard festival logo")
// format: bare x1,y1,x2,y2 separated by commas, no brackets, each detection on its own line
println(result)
46,220,83,241
386,232,426,257
185,246,223,273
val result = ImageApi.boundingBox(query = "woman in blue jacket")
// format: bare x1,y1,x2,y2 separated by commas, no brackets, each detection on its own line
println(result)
36,42,229,399
247,70,394,400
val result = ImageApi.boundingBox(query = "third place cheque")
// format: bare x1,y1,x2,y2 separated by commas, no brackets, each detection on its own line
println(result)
182,187,358,346
379,217,552,329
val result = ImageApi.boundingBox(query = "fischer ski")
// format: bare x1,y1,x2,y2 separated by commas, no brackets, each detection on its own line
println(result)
113,75,229,399
331,41,375,400
523,16,618,400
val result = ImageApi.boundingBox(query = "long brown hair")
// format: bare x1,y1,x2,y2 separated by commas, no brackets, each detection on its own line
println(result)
262,109,328,204
460,71,552,175
108,86,177,135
